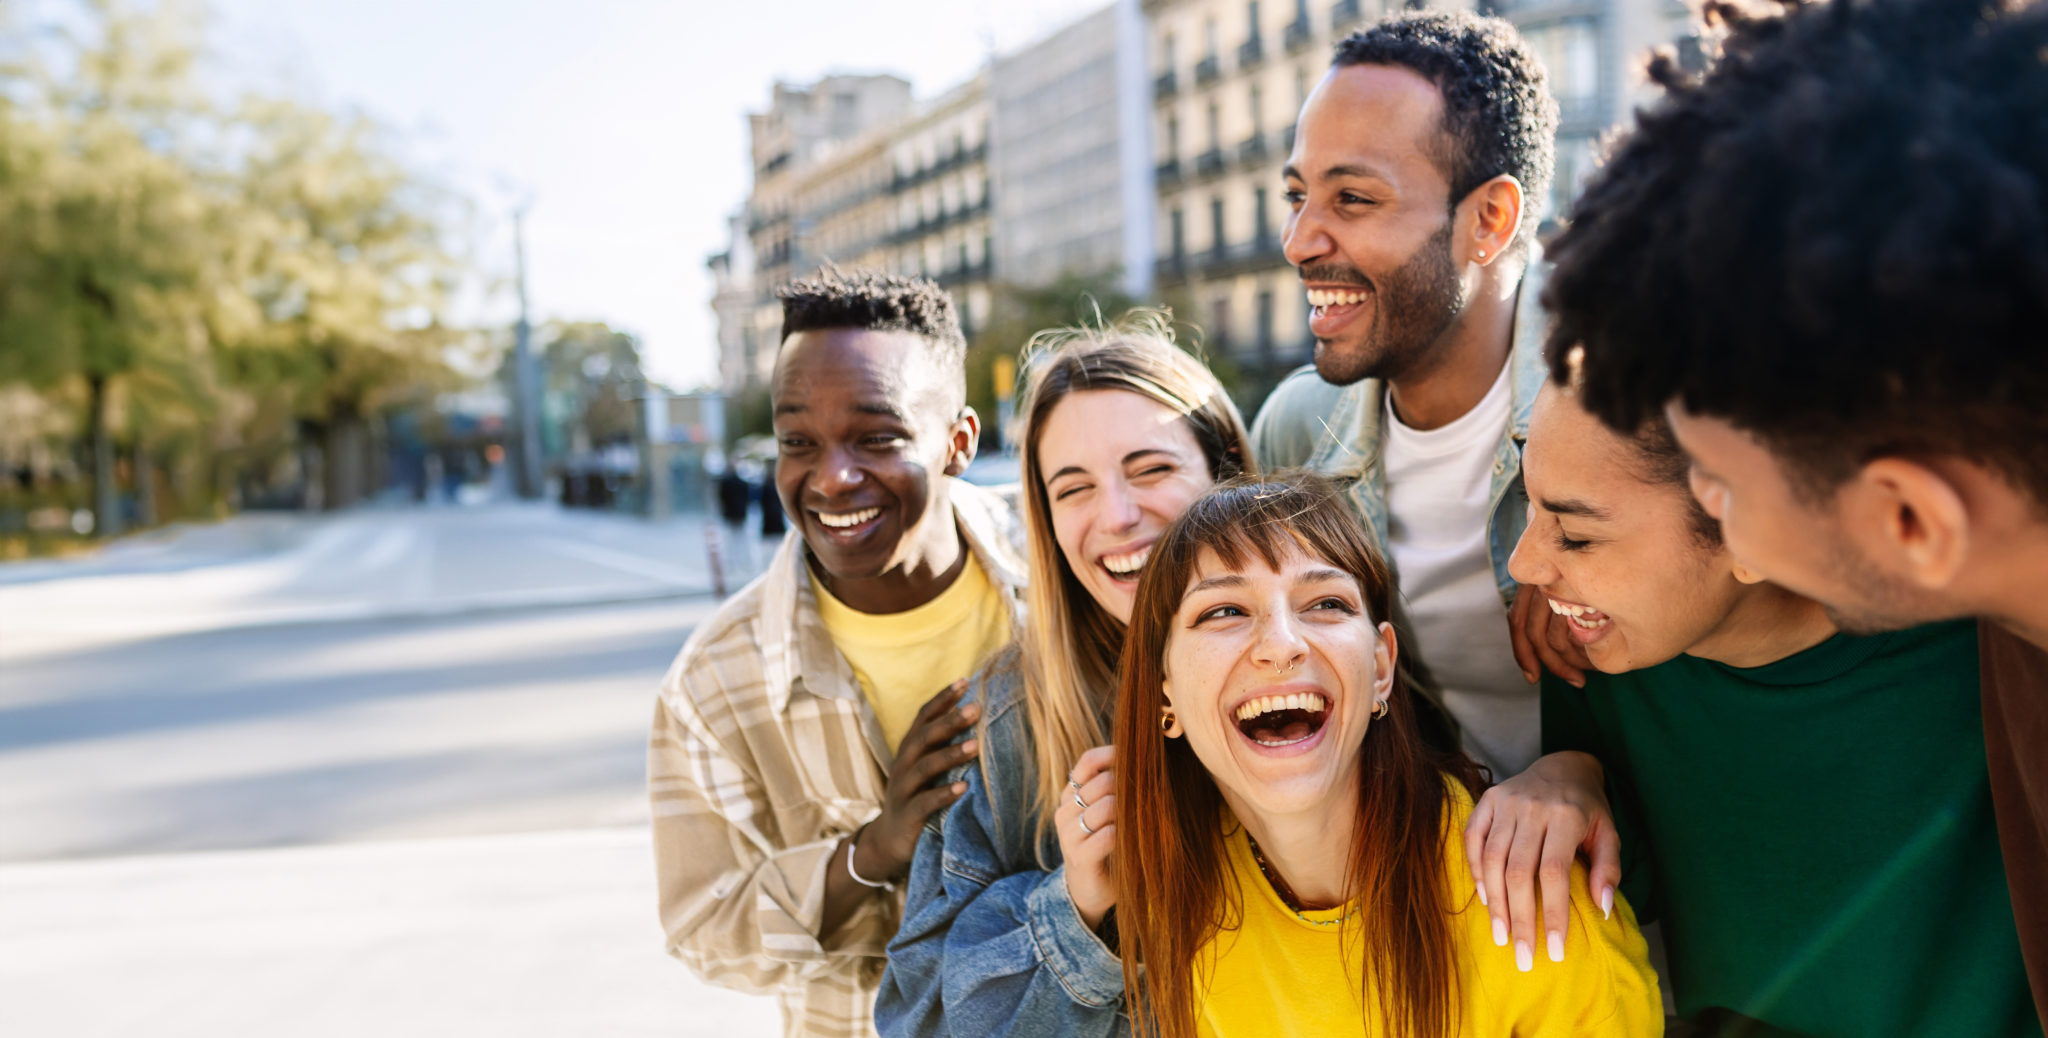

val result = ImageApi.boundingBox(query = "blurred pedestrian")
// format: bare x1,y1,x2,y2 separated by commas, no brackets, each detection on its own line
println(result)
1545,0,2048,1026
649,269,1024,1038
716,463,755,576
758,458,786,548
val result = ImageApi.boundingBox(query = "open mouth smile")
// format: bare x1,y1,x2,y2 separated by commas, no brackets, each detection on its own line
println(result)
1234,691,1332,748
1547,596,1613,643
812,506,883,541
1306,286,1371,338
1099,544,1151,583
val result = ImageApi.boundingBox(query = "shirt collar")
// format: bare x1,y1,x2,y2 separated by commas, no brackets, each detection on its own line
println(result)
758,478,1027,715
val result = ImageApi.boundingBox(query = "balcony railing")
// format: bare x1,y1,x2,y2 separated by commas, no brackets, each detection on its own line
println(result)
1194,55,1222,86
1195,147,1227,179
1154,70,1178,100
1284,18,1314,53
1238,37,1265,70
1238,133,1269,167
1156,157,1184,185
1331,0,1362,32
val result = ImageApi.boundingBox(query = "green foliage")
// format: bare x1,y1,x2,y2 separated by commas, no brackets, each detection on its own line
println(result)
0,0,472,527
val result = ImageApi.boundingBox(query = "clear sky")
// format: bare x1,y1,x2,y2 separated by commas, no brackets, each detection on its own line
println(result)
193,0,1113,391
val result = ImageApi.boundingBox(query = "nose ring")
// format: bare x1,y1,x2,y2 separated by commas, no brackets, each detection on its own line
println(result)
1272,658,1295,674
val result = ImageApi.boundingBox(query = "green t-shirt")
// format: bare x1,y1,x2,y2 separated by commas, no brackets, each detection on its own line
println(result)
1543,620,2039,1037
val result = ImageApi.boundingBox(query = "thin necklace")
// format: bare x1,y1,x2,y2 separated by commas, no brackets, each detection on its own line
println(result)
1244,832,1360,927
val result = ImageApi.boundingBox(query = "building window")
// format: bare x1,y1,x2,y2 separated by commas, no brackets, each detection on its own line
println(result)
1249,85,1263,135
1207,101,1222,150
1205,17,1219,59
1211,297,1232,352
1253,187,1270,243
1210,196,1227,257
1247,0,1261,39
1170,208,1186,263
1168,115,1181,158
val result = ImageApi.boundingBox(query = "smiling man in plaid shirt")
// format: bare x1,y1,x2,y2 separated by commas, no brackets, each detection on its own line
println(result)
650,269,1026,1037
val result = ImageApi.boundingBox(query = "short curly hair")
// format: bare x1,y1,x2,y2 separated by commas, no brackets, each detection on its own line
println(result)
1545,0,2048,508
1333,10,1557,242
777,266,967,400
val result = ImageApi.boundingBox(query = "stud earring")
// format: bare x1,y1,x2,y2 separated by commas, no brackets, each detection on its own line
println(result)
1476,248,1488,261
1159,705,1184,738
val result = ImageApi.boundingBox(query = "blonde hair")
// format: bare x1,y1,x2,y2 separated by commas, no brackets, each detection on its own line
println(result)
1004,310,1253,858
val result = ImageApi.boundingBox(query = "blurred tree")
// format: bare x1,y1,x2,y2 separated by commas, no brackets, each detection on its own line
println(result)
222,96,465,510
0,0,218,536
965,272,1235,451
525,321,643,459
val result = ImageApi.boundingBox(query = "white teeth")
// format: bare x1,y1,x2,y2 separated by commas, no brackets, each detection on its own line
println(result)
1546,599,1595,618
1306,289,1366,308
817,507,880,529
1102,546,1151,575
1233,691,1330,721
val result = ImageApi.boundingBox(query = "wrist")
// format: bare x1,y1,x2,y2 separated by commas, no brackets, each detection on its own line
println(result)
846,824,897,889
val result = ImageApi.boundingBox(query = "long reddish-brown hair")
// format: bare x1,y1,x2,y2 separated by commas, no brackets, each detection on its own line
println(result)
1111,474,1488,1038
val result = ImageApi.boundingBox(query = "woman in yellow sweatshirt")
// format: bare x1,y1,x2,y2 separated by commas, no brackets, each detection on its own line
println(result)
1106,475,1661,1038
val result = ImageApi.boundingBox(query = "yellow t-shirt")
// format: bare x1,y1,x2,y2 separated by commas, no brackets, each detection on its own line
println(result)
810,551,1012,752
1195,782,1662,1038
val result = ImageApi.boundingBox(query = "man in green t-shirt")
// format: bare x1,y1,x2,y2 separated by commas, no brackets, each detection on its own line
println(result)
1466,375,2037,1036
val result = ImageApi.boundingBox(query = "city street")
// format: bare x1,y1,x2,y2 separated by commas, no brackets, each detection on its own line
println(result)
0,504,782,1036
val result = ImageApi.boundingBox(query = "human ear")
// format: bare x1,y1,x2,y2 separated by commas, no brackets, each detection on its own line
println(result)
1460,174,1524,266
1730,559,1769,585
1372,621,1398,698
1852,458,1970,591
944,406,981,477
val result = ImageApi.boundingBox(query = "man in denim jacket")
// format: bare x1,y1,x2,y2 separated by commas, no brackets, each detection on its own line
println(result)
1253,12,1560,778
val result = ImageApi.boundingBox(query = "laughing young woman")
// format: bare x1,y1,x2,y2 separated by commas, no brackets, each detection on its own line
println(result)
876,313,1251,1038
1113,476,1660,1038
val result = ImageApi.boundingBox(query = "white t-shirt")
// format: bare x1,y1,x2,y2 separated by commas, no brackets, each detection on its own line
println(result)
1382,360,1537,777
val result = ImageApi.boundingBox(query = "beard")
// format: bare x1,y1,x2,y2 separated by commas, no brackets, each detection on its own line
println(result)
1308,221,1465,387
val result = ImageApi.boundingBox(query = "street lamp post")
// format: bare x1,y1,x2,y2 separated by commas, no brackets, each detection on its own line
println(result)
511,207,544,500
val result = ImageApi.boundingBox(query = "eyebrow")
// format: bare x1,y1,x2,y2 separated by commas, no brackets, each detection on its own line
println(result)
1539,496,1615,521
1282,161,1392,184
1043,448,1179,486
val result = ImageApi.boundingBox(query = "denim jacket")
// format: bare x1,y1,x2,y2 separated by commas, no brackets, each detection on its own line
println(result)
875,657,1129,1038
1248,262,1550,608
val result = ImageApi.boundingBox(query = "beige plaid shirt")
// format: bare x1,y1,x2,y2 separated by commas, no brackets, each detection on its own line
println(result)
650,480,1027,1038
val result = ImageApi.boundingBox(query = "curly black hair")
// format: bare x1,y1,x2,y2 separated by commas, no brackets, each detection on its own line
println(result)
1333,10,1557,242
1545,0,2048,506
777,266,967,392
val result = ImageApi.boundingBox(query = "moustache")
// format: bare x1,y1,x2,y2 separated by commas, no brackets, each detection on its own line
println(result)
1297,264,1371,289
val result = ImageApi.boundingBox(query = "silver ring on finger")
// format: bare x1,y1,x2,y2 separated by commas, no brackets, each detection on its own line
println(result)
1077,812,1098,836
1072,790,1089,811
1068,778,1083,793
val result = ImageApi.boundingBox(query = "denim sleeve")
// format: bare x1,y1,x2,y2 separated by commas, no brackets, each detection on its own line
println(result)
875,691,1127,1038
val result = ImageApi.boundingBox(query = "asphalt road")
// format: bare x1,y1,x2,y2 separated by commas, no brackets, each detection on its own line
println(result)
0,595,720,863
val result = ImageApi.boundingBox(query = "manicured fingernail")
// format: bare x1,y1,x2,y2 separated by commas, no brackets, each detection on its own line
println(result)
960,739,979,754
1600,886,1614,921
1492,918,1508,947
1547,931,1564,963
1515,940,1533,973
960,703,980,720
951,781,966,793
1476,881,1488,907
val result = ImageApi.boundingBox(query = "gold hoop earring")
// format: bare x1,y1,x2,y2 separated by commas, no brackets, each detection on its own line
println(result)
1159,705,1184,738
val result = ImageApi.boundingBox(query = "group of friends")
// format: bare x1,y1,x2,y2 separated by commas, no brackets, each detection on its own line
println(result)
648,1,2048,1035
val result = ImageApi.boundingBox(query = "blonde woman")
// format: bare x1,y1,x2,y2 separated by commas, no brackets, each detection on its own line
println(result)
876,313,1250,1038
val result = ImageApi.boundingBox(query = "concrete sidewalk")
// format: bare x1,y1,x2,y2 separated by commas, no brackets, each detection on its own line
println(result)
0,826,780,1037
